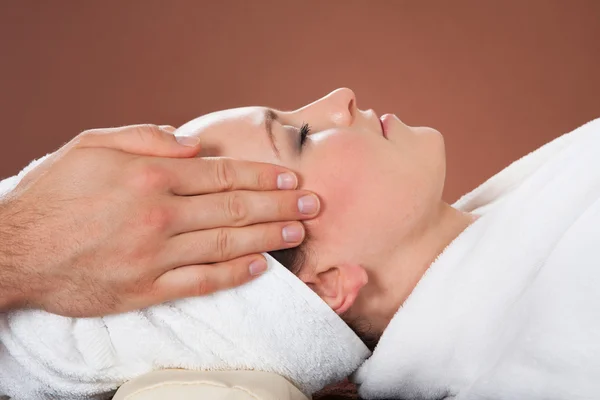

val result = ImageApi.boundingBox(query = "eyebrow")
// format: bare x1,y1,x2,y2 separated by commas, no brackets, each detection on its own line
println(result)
264,108,281,159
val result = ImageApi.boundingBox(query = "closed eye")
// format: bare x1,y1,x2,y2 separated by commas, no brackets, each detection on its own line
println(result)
299,123,311,149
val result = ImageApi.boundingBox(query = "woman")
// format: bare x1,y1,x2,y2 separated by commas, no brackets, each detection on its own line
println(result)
177,87,477,346
3,88,600,400
175,87,600,400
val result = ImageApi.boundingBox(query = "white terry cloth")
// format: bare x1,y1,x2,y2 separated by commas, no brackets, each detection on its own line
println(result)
0,157,371,400
0,153,51,198
354,118,600,400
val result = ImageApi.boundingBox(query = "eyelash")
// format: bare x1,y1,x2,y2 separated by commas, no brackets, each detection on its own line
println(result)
299,123,311,147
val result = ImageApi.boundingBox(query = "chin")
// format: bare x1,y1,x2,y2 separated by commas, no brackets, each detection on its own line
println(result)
412,125,443,138
420,126,445,158
417,126,447,195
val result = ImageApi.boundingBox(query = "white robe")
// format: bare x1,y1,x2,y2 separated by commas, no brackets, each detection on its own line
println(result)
354,118,600,400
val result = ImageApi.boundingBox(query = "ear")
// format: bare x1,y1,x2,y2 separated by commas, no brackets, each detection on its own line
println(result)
305,264,368,315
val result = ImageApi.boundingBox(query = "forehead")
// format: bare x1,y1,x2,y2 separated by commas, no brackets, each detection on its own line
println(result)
177,107,279,163
178,106,263,138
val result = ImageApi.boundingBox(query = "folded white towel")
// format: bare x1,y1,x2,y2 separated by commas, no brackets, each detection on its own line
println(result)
0,157,371,400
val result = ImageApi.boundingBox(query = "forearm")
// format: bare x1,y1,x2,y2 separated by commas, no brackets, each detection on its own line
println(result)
0,156,56,312
0,197,29,312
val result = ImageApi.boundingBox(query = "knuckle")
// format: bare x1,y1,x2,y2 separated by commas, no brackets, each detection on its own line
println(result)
129,124,163,149
74,128,102,146
225,193,248,225
141,204,173,232
126,162,170,193
120,245,155,276
137,124,162,140
215,159,235,191
78,128,95,137
192,271,215,296
215,228,232,260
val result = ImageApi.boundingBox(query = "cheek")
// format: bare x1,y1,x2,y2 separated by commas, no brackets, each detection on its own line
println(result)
300,136,393,245
299,132,440,262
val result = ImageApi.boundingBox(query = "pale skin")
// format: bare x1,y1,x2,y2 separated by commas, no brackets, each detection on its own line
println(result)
176,88,477,337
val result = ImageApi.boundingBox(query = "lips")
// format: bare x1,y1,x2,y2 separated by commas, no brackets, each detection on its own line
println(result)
379,117,386,138
380,114,395,139
366,109,390,139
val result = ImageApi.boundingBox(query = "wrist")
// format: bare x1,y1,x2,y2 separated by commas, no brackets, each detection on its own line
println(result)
0,197,30,312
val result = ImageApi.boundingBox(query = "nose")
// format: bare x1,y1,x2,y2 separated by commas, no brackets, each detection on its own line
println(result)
300,87,357,128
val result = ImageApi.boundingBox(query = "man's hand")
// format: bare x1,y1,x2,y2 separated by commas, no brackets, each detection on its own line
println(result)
0,124,319,317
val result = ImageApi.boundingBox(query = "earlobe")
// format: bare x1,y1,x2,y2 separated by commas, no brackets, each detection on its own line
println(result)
306,264,368,315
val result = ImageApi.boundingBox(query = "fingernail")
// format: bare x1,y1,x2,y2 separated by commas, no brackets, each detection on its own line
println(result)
282,224,304,243
298,194,319,215
176,135,200,147
277,173,297,190
159,125,177,133
249,259,268,276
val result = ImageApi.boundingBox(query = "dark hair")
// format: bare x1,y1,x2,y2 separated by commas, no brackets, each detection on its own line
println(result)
268,244,308,276
313,378,359,400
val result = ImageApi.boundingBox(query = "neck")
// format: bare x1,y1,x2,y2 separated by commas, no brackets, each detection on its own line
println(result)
349,202,477,337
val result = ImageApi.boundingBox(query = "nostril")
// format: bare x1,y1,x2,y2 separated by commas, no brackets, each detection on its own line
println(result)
347,98,356,123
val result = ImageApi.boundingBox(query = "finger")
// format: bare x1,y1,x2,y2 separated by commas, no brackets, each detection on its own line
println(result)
157,157,298,195
158,222,305,268
159,125,176,133
170,190,320,233
72,124,200,158
152,254,268,301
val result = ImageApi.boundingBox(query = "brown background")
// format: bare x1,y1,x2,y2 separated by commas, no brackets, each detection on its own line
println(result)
0,0,599,202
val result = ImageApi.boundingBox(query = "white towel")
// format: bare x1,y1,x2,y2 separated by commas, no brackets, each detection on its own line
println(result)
0,153,51,198
354,118,600,399
0,156,371,400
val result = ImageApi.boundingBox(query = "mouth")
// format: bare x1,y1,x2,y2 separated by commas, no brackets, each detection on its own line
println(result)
365,108,389,139
379,117,387,139
380,114,394,139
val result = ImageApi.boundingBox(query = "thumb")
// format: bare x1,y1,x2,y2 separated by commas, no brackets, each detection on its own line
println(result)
72,124,201,158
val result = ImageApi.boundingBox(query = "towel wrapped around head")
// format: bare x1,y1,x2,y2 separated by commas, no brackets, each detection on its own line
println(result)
0,157,370,400
0,253,370,400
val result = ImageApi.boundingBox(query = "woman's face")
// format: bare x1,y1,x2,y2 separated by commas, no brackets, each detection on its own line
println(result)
177,88,445,294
